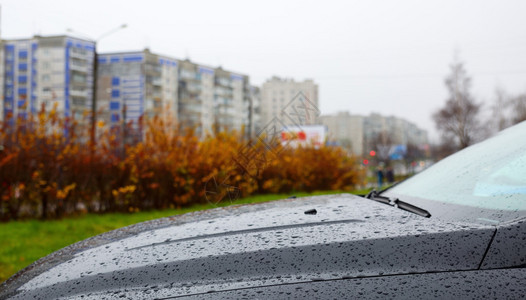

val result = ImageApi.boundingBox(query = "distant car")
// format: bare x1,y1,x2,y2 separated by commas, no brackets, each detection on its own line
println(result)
1,123,525,299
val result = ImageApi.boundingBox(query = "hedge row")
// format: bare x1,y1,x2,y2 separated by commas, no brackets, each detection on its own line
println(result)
0,106,365,221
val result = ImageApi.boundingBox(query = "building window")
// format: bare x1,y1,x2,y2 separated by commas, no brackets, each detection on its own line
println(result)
18,75,28,84
42,74,51,82
72,97,86,106
111,113,120,122
110,102,120,110
18,50,28,60
18,88,28,96
72,58,86,67
18,63,28,72
71,47,87,55
72,72,87,83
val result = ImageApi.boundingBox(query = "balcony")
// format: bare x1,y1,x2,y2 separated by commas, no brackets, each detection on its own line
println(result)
70,89,88,98
70,63,89,73
180,103,202,114
152,77,163,86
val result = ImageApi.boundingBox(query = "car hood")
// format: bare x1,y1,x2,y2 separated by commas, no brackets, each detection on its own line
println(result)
1,193,495,299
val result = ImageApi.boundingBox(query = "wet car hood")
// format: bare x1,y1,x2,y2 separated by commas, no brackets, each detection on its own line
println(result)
1,194,495,299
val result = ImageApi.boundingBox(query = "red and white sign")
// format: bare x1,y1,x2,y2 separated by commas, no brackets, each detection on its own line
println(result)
281,125,326,148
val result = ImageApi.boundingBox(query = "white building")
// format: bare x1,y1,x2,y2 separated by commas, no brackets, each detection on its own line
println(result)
178,60,250,138
260,77,319,128
320,111,429,157
248,85,262,138
1,35,95,123
97,49,178,131
96,51,252,139
319,112,364,155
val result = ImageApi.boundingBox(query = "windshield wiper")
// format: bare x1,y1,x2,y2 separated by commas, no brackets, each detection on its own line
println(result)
365,190,431,218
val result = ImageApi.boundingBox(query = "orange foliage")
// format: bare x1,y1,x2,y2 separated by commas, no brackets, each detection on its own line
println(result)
0,107,365,221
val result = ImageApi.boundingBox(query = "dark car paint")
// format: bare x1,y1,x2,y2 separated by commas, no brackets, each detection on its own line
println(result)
481,218,526,269
175,268,526,299
1,194,524,299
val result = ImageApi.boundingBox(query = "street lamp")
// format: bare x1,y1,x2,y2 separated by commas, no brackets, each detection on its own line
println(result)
67,24,127,149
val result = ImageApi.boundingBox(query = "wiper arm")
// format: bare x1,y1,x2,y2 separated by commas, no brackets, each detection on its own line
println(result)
365,190,431,218
365,190,390,204
394,199,431,218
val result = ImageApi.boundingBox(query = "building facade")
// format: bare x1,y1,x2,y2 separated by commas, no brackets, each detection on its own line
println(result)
248,85,262,138
177,60,250,137
97,51,251,138
97,49,178,132
0,35,270,142
363,113,429,148
260,77,319,127
320,111,429,157
1,35,95,123
319,111,364,155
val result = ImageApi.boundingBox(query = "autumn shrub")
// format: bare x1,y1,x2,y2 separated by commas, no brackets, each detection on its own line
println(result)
0,107,365,221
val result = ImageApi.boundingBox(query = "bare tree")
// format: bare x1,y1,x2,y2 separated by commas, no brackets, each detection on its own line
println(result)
433,56,483,150
492,87,511,132
491,88,526,132
510,92,526,125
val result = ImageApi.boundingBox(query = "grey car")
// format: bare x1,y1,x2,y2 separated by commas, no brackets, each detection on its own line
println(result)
1,122,525,299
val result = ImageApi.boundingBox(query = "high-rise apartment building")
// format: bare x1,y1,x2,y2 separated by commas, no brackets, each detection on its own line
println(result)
260,77,319,127
0,35,265,142
96,49,178,131
1,35,95,122
248,85,262,138
211,67,250,136
177,60,251,137
363,113,428,148
319,111,364,155
97,51,251,138
320,111,429,156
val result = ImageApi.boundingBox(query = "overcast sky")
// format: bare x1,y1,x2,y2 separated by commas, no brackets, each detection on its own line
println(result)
2,0,526,142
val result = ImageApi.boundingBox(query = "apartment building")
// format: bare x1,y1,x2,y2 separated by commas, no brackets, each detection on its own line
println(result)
248,85,262,138
319,111,364,155
1,35,95,123
178,60,250,137
97,51,251,138
212,67,250,136
96,49,178,132
260,77,319,127
320,111,429,156
177,60,206,136
0,45,4,120
0,35,262,141
363,113,429,147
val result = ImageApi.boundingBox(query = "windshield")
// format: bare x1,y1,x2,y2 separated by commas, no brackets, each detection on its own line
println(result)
384,121,526,224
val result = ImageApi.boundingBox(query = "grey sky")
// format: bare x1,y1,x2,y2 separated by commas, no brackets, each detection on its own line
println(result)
2,0,526,142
